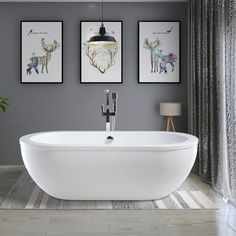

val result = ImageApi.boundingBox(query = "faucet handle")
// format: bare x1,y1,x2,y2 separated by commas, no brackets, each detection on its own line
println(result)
101,104,105,114
112,92,118,112
112,92,118,100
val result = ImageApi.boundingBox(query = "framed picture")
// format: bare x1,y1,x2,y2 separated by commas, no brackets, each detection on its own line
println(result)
138,21,181,84
80,21,123,84
21,21,63,84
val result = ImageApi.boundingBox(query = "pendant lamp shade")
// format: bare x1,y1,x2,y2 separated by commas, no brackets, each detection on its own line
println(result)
88,24,117,44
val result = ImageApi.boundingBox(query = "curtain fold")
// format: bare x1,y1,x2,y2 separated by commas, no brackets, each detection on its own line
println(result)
191,0,236,204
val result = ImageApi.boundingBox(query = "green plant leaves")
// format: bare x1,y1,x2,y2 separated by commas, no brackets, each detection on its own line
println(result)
0,97,9,113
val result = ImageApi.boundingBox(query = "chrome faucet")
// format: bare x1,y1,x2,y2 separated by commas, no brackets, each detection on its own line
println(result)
101,90,118,131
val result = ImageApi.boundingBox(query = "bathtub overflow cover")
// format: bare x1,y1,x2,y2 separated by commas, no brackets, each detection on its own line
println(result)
106,136,114,144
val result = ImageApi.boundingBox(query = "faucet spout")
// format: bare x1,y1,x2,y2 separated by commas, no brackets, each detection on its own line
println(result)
101,90,118,131
104,90,110,110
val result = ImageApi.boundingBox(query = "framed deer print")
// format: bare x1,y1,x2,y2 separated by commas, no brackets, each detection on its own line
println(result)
21,21,63,84
80,21,123,84
138,21,181,84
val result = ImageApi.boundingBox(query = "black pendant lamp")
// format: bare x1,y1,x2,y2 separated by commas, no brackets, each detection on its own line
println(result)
88,0,117,44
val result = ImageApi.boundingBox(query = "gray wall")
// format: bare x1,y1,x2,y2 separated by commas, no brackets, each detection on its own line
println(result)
0,2,188,165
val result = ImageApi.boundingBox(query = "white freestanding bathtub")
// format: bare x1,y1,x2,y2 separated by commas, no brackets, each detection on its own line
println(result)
20,131,198,200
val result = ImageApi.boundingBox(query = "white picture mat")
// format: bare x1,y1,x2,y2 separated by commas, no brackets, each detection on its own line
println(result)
21,22,62,83
139,22,180,83
81,21,122,83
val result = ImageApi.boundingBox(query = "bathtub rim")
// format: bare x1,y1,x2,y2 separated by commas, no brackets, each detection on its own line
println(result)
19,131,198,151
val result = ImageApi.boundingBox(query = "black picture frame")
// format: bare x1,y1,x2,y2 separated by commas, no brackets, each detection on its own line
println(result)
80,21,123,84
138,21,181,84
20,20,63,84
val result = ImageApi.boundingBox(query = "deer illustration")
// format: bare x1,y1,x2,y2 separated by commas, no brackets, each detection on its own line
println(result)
39,38,59,74
26,53,39,75
26,38,60,75
143,38,160,73
143,38,177,74
159,52,178,74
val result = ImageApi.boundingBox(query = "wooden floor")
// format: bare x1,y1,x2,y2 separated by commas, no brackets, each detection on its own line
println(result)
0,165,235,236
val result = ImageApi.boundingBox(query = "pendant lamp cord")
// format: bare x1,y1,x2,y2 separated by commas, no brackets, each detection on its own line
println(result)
101,0,104,26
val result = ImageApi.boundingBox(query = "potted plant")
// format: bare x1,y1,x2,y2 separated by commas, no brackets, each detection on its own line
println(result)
0,97,9,112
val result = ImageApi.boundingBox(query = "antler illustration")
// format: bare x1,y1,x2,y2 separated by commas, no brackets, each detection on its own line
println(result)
41,38,59,53
84,43,118,74
143,38,160,49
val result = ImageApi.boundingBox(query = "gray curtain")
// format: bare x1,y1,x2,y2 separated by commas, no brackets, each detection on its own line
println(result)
191,0,236,204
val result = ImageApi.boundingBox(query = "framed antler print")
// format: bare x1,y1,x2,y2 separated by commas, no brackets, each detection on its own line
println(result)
138,21,181,84
21,21,63,84
80,21,123,84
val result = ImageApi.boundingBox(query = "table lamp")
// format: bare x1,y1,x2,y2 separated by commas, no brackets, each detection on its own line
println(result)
160,102,181,132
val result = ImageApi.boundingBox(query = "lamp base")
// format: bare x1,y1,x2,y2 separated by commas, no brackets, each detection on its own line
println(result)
166,116,175,132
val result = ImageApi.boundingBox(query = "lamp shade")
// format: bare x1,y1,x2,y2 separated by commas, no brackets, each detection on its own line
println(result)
160,102,181,116
88,25,117,44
